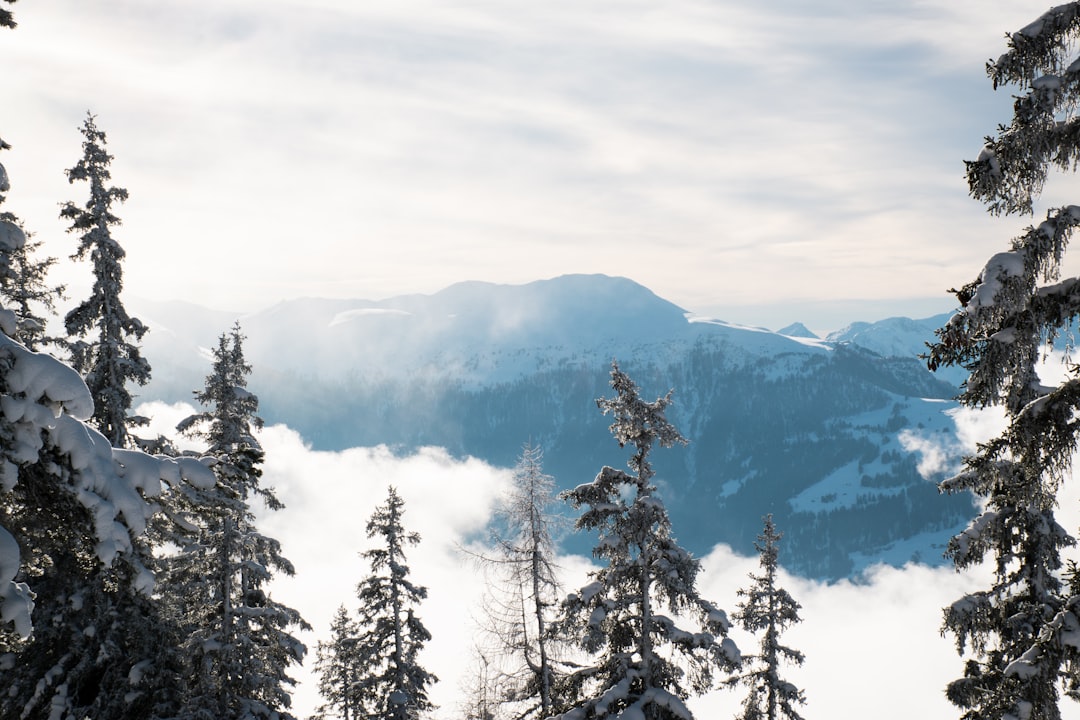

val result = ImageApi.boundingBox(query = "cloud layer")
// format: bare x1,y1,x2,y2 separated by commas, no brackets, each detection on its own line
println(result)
0,1,1054,329
133,402,1078,719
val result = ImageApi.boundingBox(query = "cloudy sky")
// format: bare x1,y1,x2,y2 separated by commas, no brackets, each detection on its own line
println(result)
0,1,1070,332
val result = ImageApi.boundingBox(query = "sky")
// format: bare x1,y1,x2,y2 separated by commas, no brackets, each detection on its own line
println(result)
2,1,1076,333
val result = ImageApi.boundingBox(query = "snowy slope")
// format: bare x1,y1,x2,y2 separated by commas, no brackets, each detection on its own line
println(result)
133,275,970,580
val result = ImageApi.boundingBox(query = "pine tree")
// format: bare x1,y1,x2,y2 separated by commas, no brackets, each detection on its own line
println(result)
550,361,740,720
61,112,150,448
0,138,64,352
313,605,362,720
730,515,805,720
352,486,438,719
469,442,570,720
2,235,66,351
925,5,1080,718
0,132,215,720
165,324,309,720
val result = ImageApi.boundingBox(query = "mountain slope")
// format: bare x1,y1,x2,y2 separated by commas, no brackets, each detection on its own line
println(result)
135,275,971,579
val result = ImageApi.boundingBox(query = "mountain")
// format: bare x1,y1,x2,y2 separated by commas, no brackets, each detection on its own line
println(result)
134,275,973,580
777,322,818,339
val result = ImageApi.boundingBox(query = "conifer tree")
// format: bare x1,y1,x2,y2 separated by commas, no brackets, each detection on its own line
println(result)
550,361,740,720
731,515,805,720
0,138,64,351
61,112,150,448
352,486,438,719
2,235,65,351
165,324,309,720
313,605,362,720
0,132,214,720
925,5,1080,718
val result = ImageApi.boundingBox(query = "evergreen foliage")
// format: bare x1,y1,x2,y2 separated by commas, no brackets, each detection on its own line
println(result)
61,112,150,448
164,324,309,720
351,486,438,719
730,515,805,720
926,5,1080,718
2,235,66,351
0,130,212,720
313,605,362,720
550,361,740,720
0,137,64,352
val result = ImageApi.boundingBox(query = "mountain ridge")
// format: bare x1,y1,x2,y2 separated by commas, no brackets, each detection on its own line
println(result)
133,274,971,579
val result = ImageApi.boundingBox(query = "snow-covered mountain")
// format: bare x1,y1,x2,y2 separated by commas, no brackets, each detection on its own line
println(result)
134,275,973,580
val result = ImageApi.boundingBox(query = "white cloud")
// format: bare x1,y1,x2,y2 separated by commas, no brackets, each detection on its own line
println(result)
0,0,1055,329
128,399,1080,719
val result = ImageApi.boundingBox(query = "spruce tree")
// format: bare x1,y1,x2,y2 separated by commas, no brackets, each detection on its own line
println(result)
0,137,64,351
550,361,740,720
925,5,1080,718
731,516,805,720
165,324,309,720
0,131,215,720
2,235,66,351
61,112,150,448
313,605,362,720
352,486,438,719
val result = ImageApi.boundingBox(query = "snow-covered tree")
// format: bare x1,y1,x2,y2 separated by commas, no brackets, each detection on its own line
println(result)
0,138,64,352
469,442,570,720
0,132,215,720
550,361,740,720
730,515,805,720
925,5,1080,718
2,235,66,351
164,324,309,720
352,486,438,719
61,112,150,448
313,605,362,720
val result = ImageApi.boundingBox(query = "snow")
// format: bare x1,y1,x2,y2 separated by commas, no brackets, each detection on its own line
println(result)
968,250,1026,311
0,219,24,251
1004,646,1042,679
0,526,34,638
580,581,605,603
328,307,413,327
1,334,94,420
977,147,1002,180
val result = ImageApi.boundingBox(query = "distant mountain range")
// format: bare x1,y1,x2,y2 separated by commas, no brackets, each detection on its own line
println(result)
132,274,973,580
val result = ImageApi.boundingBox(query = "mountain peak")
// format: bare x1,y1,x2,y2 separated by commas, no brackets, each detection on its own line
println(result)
777,322,818,339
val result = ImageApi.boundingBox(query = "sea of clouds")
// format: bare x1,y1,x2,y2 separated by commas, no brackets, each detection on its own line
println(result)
138,399,1080,719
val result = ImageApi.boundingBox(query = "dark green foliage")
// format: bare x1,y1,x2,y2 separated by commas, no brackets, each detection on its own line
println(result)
550,362,739,720
61,112,150,448
927,5,1080,718
163,325,308,720
246,340,960,579
731,516,806,720
349,486,438,719
313,605,362,720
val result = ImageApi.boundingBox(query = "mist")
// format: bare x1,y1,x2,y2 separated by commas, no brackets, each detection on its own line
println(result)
138,400,1080,719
